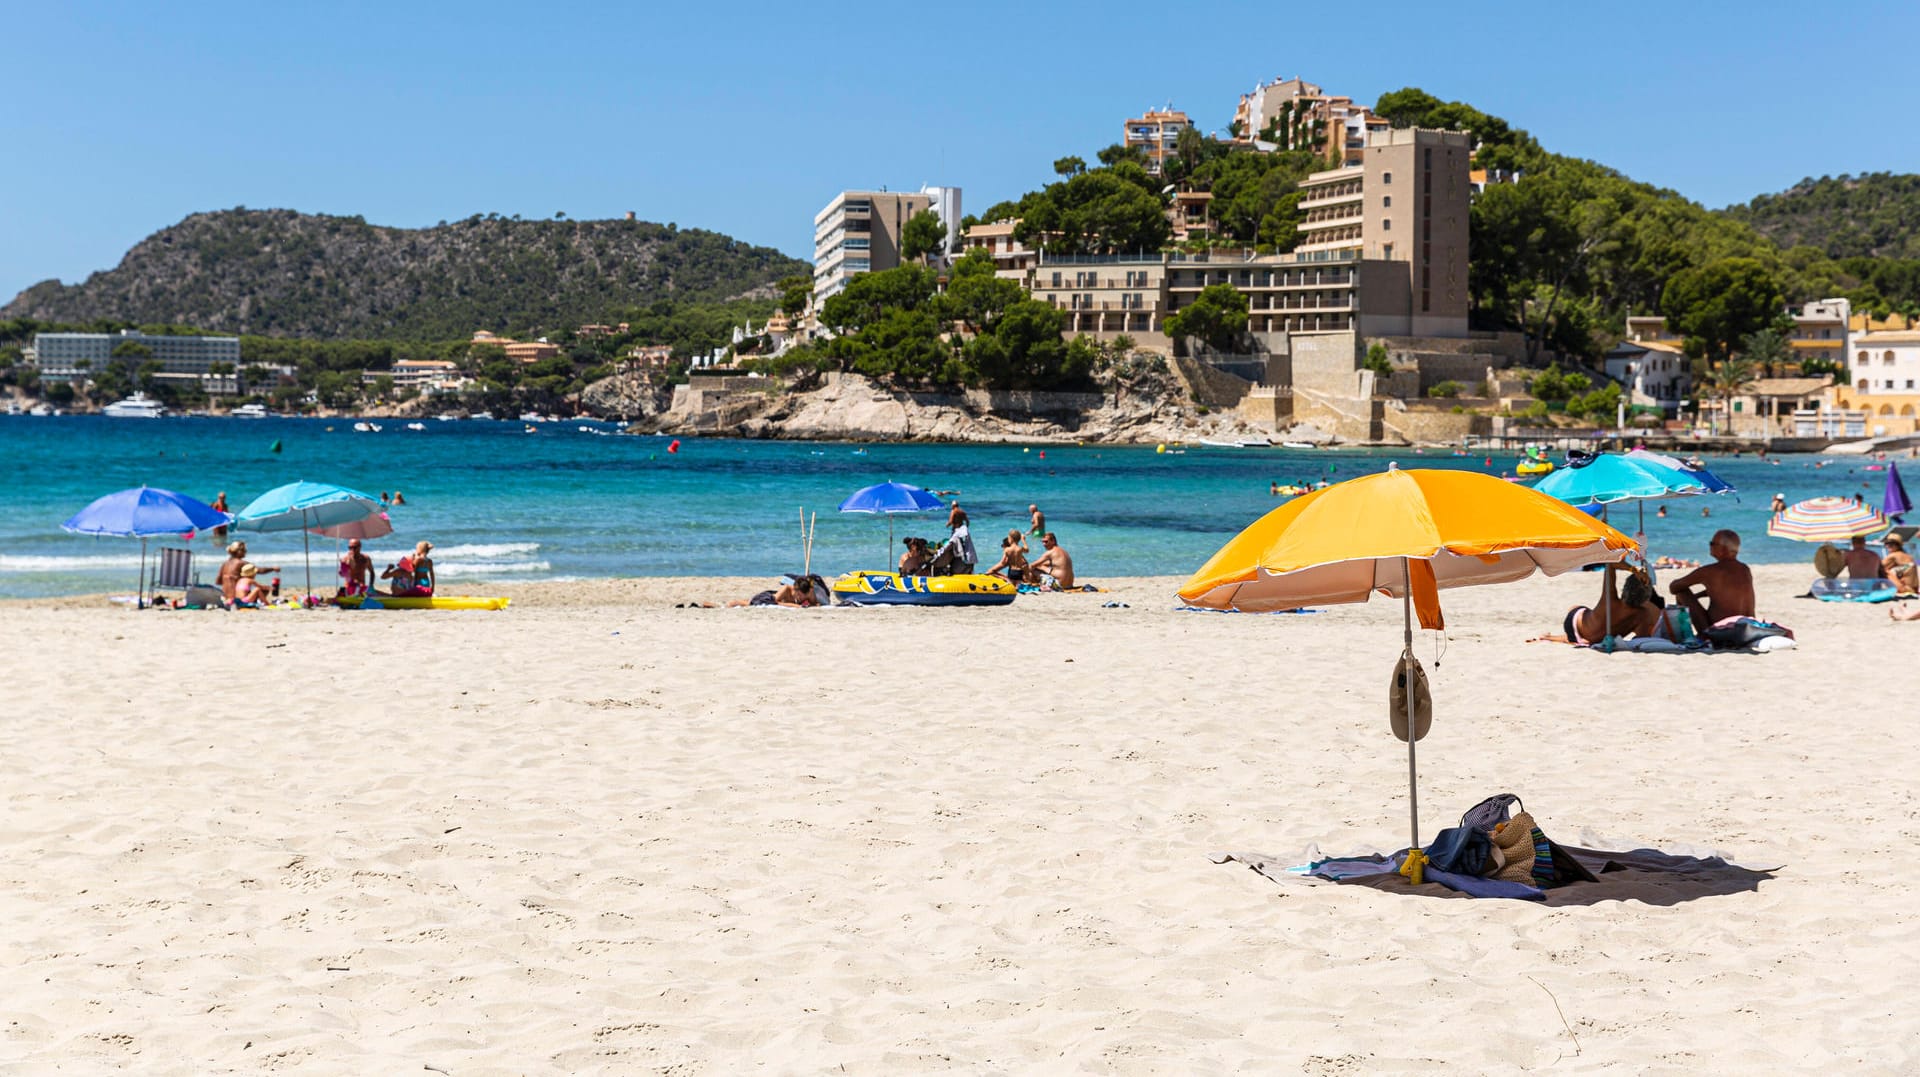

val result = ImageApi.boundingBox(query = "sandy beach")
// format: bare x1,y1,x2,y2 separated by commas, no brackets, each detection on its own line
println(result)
3,564,1917,1073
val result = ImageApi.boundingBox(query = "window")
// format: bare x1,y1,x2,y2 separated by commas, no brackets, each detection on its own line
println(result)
1382,218,1391,231
1858,351,1869,365
1382,243,1393,260
1383,171,1392,184
1907,380,1915,390
1888,351,1899,365
1382,195,1391,208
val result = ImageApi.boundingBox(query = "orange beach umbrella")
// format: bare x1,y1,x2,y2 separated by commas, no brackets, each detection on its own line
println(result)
1178,468,1637,873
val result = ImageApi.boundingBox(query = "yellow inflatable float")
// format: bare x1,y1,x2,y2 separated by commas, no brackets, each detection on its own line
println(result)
830,572,1016,607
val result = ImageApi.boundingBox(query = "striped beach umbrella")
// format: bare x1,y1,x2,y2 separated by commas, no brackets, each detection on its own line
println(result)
1766,497,1889,543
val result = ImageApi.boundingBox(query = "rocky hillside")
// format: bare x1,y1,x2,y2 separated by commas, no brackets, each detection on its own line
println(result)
3,209,808,339
1721,173,1920,260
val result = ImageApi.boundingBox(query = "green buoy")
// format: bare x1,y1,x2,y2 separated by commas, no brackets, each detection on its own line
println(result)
269,439,282,453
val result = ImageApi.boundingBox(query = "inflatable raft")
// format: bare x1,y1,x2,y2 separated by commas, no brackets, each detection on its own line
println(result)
830,571,1016,607
1515,459,1555,476
336,595,511,611
1810,578,1898,603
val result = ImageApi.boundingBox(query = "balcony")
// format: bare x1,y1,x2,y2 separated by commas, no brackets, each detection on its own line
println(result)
1297,185,1364,210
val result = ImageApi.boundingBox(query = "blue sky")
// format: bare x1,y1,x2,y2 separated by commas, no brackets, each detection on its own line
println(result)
5,0,1918,304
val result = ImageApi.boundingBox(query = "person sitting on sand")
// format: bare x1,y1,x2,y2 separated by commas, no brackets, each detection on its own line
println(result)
231,563,271,606
899,537,932,576
218,541,278,604
382,541,436,597
1561,570,1663,644
933,510,976,576
984,531,1030,580
1883,535,1918,595
1028,532,1076,590
727,577,819,608
1668,529,1755,627
338,538,374,596
1844,535,1886,581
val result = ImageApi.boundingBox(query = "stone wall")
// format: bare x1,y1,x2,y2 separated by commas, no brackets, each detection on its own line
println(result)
1292,385,1381,442
1381,404,1490,444
1168,354,1255,410
1236,386,1294,429
1290,331,1362,395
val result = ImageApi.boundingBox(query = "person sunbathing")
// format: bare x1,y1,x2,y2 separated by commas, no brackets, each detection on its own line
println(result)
1028,532,1076,590
1844,536,1886,581
231,564,272,606
728,578,819,608
381,541,436,596
1884,535,1918,595
338,539,374,596
898,537,932,576
1668,529,1755,627
1562,571,1663,644
984,532,1029,580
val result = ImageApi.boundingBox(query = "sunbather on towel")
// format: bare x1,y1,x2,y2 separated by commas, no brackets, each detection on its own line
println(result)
1561,570,1662,644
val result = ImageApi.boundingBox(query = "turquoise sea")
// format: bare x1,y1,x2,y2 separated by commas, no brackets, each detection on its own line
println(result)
0,415,1895,598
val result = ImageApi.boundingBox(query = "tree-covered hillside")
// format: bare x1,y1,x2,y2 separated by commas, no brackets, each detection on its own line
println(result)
1722,173,1920,260
1,209,808,340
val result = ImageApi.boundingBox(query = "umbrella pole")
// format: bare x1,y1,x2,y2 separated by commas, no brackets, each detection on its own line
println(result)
887,514,894,565
1401,558,1425,884
139,537,148,610
303,509,312,604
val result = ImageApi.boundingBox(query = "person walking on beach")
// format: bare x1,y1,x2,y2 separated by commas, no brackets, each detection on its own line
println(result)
1029,504,1046,535
1028,532,1076,590
1668,529,1754,627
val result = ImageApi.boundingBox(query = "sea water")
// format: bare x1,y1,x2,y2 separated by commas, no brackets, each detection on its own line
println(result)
0,415,1893,598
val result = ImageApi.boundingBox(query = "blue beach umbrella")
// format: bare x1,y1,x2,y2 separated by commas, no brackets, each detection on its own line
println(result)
838,481,945,562
1535,452,1709,507
233,481,383,599
1626,448,1737,497
62,486,233,608
1883,461,1911,523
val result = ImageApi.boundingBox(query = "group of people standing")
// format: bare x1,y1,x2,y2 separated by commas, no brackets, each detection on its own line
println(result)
898,502,1075,589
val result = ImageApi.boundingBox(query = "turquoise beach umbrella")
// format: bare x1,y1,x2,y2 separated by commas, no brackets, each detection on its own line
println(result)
233,481,383,599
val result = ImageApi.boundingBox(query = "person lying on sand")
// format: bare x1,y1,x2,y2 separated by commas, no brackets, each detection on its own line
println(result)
1561,571,1663,644
727,578,819,608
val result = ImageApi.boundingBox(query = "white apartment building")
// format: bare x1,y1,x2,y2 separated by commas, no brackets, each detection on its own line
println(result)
29,329,241,385
811,186,961,308
1847,330,1920,395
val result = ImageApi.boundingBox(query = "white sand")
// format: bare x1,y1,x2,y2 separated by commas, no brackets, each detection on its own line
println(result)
2,566,1916,1072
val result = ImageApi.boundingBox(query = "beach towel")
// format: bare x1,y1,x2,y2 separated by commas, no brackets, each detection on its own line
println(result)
1212,842,1775,903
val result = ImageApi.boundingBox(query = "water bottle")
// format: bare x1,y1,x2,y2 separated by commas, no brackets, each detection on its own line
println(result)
271,575,282,597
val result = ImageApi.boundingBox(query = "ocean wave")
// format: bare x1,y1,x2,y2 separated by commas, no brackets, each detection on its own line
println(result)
0,554,147,572
360,542,540,560
434,560,551,577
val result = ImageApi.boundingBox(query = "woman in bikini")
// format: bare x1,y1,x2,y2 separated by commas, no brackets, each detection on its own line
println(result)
1561,571,1664,644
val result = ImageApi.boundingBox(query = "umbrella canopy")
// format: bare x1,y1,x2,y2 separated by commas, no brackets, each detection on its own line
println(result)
1180,468,1637,621
61,486,230,537
232,481,383,599
312,512,393,541
1534,452,1708,506
1625,449,1736,496
1884,462,1911,521
1767,497,1890,542
1178,468,1637,872
838,481,945,561
837,481,944,515
232,481,382,533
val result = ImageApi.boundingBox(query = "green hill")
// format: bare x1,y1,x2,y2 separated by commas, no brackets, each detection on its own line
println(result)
1,209,808,340
1721,173,1920,259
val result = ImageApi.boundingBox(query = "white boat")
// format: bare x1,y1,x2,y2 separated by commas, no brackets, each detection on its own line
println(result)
29,404,56,416
405,422,426,431
1236,438,1273,448
435,413,459,421
1198,439,1240,448
352,421,383,433
230,403,270,419
472,412,495,421
1281,441,1316,450
519,412,548,423
103,392,167,418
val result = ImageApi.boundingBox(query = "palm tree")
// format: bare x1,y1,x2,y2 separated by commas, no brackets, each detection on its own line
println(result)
1707,356,1758,435
1740,327,1793,378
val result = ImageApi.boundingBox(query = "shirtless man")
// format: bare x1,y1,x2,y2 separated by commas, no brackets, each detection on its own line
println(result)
1029,504,1046,536
1668,529,1755,627
339,538,375,595
1028,532,1075,590
1843,535,1886,581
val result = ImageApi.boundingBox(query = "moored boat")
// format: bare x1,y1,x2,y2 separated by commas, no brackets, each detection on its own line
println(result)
103,392,167,418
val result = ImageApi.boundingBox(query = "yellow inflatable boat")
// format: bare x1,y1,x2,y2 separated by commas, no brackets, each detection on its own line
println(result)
336,595,511,611
830,571,1016,607
1515,459,1555,476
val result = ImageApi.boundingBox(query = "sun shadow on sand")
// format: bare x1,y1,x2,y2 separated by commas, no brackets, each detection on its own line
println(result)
1219,846,1779,907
